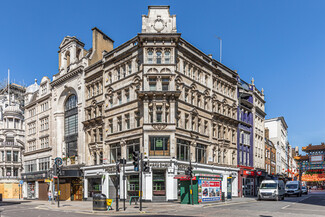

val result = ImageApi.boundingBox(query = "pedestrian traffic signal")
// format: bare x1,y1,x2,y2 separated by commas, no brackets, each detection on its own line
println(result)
143,161,149,172
132,151,139,171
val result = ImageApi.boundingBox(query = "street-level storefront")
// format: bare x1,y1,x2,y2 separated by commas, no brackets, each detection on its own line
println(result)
255,170,267,195
58,167,83,201
81,159,238,202
238,166,255,197
22,171,49,200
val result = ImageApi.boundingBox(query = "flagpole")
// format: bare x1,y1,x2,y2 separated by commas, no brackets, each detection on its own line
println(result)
8,69,10,105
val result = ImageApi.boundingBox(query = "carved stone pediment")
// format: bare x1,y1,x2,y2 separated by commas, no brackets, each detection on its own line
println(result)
152,124,168,131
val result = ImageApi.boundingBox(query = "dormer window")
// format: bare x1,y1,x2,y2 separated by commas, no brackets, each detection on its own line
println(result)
41,84,47,95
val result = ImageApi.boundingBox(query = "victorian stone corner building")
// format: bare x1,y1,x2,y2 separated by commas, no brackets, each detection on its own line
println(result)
82,6,240,202
22,27,113,200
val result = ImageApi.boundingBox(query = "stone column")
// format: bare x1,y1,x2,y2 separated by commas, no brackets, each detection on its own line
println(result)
170,95,175,124
83,178,88,200
71,45,77,63
143,95,149,124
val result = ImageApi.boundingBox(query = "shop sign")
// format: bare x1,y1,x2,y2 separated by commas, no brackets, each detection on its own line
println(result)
44,179,51,183
149,162,171,169
256,171,262,176
155,139,163,148
243,170,255,176
310,155,324,164
198,180,221,203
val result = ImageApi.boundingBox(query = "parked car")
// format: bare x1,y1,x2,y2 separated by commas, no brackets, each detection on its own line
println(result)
301,186,308,194
285,181,302,197
258,180,285,201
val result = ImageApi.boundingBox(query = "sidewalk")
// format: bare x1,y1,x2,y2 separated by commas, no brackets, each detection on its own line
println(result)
13,197,257,215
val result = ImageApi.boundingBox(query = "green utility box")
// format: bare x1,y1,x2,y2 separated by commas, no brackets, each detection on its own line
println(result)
180,180,199,204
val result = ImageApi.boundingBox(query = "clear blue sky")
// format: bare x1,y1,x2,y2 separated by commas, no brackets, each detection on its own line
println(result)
1,0,324,152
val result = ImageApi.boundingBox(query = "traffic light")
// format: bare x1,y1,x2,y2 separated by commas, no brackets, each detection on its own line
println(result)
185,166,193,177
143,161,149,172
132,151,139,171
56,165,61,176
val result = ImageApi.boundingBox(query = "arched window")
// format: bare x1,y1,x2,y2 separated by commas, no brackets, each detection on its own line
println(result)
65,94,78,157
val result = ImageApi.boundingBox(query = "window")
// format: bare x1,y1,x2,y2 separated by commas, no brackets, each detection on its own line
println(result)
109,119,113,133
149,136,170,156
28,140,36,152
156,51,162,64
148,50,153,64
65,94,78,157
29,108,36,117
239,150,242,165
25,160,37,172
109,95,113,108
6,151,11,162
156,106,162,123
126,139,140,161
128,62,132,74
40,137,49,149
117,92,122,105
110,143,121,163
196,144,206,164
125,89,130,102
149,78,157,91
185,114,189,130
39,157,50,171
177,139,190,161
40,101,49,112
40,117,49,131
165,50,170,64
162,78,169,91
99,128,103,142
28,122,36,135
122,65,126,78
41,84,47,95
124,114,130,130
117,68,121,80
117,116,122,131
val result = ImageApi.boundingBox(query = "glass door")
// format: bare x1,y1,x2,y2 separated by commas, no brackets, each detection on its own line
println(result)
152,170,166,196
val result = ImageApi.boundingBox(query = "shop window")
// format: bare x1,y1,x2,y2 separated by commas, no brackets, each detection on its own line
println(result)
149,136,170,156
196,144,206,164
110,143,121,163
88,178,102,198
177,139,190,161
126,139,140,161
127,175,139,196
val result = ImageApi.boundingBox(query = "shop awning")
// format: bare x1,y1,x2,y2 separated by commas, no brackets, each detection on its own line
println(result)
174,175,196,181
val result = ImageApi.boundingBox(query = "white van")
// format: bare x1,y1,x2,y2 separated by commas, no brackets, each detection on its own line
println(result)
258,180,285,201
285,181,302,197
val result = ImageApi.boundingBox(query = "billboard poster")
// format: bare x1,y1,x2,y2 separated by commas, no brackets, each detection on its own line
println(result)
198,179,221,202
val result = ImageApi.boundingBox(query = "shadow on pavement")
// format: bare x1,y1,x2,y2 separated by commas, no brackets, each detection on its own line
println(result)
0,200,31,206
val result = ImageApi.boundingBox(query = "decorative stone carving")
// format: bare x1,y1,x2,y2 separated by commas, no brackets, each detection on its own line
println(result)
152,124,167,131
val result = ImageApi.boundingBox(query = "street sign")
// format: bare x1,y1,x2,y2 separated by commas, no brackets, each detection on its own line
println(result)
19,180,23,185
55,157,63,165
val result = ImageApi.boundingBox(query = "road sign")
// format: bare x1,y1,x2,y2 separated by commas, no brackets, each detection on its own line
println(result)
55,157,63,165
19,180,23,185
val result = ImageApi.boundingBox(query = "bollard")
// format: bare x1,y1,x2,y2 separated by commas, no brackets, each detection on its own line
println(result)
222,192,225,202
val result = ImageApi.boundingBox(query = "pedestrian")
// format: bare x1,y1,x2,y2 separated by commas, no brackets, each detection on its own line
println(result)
48,190,52,202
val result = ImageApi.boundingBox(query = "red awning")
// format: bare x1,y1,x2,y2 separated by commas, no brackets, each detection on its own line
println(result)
174,175,196,181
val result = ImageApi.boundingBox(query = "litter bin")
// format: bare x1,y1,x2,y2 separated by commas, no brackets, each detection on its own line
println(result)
93,193,107,211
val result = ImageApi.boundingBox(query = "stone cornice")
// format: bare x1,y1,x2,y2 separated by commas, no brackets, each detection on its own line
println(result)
51,66,84,87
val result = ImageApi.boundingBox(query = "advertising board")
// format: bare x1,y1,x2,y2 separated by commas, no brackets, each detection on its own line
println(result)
198,179,221,202
310,155,324,164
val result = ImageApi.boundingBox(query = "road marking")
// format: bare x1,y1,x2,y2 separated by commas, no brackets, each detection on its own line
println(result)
281,205,290,209
203,200,257,208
